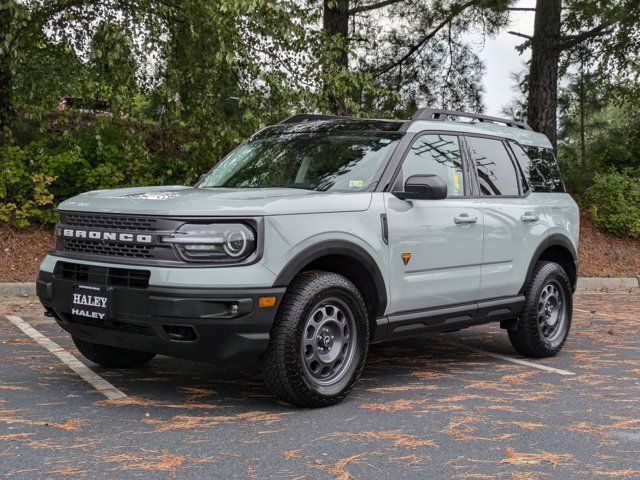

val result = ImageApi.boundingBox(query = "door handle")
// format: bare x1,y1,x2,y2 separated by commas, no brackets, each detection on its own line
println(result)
520,212,539,223
454,213,478,225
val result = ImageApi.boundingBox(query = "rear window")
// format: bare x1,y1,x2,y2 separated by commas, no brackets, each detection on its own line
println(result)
467,136,521,196
509,142,565,193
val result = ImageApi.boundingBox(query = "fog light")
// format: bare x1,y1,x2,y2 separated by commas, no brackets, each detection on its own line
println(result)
258,296,276,308
229,304,239,315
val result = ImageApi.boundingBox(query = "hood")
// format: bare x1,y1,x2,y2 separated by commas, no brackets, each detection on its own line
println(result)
57,185,373,216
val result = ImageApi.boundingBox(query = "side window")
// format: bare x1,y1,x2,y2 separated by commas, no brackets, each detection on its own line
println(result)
467,136,520,196
399,134,464,197
509,141,565,193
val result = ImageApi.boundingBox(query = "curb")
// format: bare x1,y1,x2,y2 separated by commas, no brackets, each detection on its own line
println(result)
576,277,640,289
0,277,639,298
0,282,37,297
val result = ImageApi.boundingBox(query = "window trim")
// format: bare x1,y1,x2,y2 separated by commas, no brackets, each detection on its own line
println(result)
381,130,473,198
463,132,530,199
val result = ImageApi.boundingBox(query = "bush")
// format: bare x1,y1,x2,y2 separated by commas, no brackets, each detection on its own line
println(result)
1,113,199,228
0,144,57,228
585,170,640,238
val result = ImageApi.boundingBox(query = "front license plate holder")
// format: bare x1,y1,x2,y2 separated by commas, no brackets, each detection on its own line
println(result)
71,284,110,321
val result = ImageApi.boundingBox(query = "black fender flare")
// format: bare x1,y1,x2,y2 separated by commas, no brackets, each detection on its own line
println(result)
272,240,388,317
519,233,578,294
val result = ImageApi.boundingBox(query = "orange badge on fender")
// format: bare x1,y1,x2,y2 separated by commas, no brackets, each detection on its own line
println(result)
401,253,411,265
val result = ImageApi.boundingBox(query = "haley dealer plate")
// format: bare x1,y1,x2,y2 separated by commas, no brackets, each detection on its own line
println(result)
71,284,110,321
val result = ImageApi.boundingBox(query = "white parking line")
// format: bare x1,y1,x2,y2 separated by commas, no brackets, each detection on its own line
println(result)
5,315,127,399
438,338,576,376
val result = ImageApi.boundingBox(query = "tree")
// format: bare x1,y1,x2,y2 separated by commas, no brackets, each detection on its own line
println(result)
0,0,155,126
88,22,139,107
509,0,640,148
320,0,513,115
0,0,21,127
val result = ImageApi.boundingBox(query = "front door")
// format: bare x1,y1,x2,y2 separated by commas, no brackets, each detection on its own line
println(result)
385,133,483,315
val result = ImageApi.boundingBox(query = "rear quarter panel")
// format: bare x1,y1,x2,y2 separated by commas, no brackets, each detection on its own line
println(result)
543,193,580,252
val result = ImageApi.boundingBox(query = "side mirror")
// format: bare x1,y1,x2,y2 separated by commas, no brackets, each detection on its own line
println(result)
393,174,447,200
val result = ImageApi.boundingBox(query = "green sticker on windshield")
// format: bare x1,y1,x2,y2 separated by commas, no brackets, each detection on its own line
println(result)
379,138,392,144
349,180,364,188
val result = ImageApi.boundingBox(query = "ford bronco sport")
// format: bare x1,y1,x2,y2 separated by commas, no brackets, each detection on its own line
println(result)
37,108,579,407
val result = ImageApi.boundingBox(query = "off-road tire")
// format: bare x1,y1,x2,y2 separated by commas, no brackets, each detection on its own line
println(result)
73,337,156,368
508,261,573,357
262,271,369,407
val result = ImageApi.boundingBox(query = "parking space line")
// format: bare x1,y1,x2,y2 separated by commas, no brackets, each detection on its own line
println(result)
437,338,576,376
5,315,127,400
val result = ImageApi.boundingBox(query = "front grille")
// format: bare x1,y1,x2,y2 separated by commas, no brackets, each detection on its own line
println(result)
55,261,150,289
63,213,158,231
56,212,182,262
65,239,154,258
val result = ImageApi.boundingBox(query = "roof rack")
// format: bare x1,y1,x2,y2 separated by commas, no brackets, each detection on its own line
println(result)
279,113,356,124
412,108,532,131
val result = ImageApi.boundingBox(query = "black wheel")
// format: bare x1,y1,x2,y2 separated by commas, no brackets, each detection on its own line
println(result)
262,271,369,407
508,261,573,357
72,337,156,368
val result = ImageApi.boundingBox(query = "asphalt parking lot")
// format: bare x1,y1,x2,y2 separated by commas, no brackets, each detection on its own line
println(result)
1,289,639,479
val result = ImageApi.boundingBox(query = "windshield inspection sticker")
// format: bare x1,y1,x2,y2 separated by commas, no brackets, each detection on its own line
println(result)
379,138,392,144
452,172,461,191
349,180,365,188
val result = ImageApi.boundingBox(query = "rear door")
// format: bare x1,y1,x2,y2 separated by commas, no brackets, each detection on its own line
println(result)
466,135,548,299
384,132,483,314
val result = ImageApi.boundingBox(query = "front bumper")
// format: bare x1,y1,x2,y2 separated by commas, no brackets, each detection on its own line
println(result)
37,270,285,363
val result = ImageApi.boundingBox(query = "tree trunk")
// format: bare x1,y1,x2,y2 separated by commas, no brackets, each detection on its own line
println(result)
0,1,13,128
578,63,586,166
322,0,350,114
527,0,561,149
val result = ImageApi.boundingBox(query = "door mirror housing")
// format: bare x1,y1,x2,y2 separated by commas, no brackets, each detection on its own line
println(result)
393,174,447,200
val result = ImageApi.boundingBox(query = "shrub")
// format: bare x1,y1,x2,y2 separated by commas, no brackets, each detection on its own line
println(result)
0,144,57,228
1,113,199,228
585,170,640,238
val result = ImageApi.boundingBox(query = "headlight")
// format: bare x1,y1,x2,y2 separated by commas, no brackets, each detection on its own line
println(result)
162,223,256,263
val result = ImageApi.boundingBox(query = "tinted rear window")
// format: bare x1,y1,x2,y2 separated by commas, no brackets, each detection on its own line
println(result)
509,142,565,193
467,136,520,196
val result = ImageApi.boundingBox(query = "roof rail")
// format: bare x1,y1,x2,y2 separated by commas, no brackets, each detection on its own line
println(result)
412,108,532,131
279,113,356,124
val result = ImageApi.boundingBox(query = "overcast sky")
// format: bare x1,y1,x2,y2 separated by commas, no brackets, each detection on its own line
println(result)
467,2,535,115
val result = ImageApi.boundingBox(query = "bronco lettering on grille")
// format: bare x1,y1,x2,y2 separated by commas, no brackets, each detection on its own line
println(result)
61,228,153,244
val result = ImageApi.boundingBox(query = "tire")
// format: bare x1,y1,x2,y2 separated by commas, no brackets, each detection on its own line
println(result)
72,337,156,368
508,261,573,357
262,271,369,407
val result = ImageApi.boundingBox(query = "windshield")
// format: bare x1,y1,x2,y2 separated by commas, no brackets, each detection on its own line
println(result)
199,132,402,192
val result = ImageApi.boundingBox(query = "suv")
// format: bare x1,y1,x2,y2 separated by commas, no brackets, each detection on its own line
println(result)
37,108,579,407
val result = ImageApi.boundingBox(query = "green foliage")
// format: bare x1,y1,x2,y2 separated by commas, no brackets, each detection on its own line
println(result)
1,113,195,228
585,170,640,238
0,144,57,228
558,75,640,197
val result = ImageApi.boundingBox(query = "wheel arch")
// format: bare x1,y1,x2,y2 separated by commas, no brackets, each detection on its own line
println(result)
520,234,578,294
273,241,388,337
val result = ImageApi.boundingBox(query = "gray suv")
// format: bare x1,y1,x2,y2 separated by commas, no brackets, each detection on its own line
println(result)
37,108,579,407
